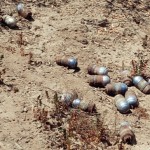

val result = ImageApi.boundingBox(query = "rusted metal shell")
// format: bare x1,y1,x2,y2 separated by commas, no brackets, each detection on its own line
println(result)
120,121,135,144
115,95,130,113
2,15,16,28
125,91,139,108
105,83,115,95
88,75,110,87
121,70,132,86
59,90,78,105
133,77,150,94
122,77,132,86
137,79,148,91
56,57,78,69
143,84,150,94
106,82,128,96
79,100,96,112
87,65,108,75
17,3,32,19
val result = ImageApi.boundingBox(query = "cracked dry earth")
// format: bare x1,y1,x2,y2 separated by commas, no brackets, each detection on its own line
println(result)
0,0,150,150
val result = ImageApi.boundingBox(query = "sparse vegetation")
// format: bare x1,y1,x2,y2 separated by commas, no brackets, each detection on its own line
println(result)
131,51,149,77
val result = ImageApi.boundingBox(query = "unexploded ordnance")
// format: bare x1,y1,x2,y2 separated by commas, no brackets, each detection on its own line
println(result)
59,90,78,105
133,76,150,94
2,15,17,28
125,90,139,108
132,76,143,85
72,98,81,108
115,94,130,113
121,70,132,86
106,82,128,96
120,121,135,144
87,65,108,75
56,57,78,69
17,3,32,20
88,75,110,87
79,100,96,112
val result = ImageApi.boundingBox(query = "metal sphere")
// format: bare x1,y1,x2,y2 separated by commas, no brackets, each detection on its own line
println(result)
68,58,77,68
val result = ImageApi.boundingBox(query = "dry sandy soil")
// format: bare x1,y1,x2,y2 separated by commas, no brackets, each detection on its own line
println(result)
0,0,150,150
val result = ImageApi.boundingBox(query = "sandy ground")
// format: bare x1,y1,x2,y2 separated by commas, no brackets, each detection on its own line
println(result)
0,0,150,150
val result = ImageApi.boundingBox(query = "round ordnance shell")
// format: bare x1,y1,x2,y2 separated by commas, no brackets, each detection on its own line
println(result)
105,83,115,95
2,15,17,28
56,57,78,69
114,83,128,95
72,98,81,108
125,91,139,108
115,94,130,113
137,79,149,91
88,75,110,87
120,121,135,143
106,82,128,96
135,79,150,94
87,65,108,75
17,3,32,19
79,101,96,112
132,76,143,86
121,70,132,86
143,84,150,94
122,77,132,86
59,90,78,105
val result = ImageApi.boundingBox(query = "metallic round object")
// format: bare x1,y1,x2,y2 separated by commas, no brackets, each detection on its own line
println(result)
17,3,24,12
121,70,132,86
120,121,134,144
72,98,81,108
17,3,32,19
132,76,143,86
88,75,110,87
102,75,110,86
2,15,16,28
143,84,150,94
125,91,138,108
137,79,149,91
56,57,78,69
114,82,128,95
60,91,78,105
105,83,115,95
79,101,96,112
98,67,108,75
87,65,108,75
115,94,130,113
68,58,77,69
